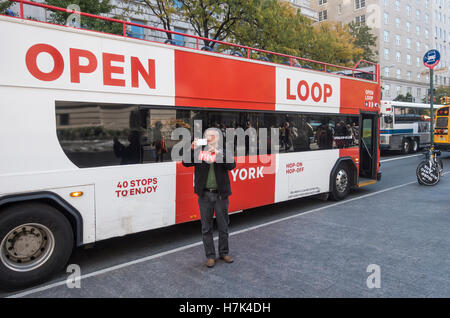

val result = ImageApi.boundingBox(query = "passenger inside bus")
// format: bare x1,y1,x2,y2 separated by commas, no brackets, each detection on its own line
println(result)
113,130,142,165
55,102,361,168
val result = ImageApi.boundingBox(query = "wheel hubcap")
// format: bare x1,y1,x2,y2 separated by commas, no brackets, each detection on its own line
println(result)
0,224,55,272
336,169,348,193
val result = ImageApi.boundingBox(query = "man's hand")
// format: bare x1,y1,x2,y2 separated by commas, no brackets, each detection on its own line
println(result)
191,138,201,150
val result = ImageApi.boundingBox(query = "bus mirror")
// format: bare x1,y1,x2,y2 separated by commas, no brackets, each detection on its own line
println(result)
384,115,393,124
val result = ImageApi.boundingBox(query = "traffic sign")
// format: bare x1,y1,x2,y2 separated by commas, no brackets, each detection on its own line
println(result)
423,49,441,70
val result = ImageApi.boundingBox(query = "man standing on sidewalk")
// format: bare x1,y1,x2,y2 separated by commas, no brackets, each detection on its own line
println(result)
182,129,236,268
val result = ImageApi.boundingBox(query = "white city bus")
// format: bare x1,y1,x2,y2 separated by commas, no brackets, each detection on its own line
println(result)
380,101,443,153
0,1,381,289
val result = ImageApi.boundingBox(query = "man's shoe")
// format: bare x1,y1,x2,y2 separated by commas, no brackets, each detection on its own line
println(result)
220,255,233,263
206,259,215,268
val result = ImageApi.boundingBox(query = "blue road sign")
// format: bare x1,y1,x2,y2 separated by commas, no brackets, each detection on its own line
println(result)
423,49,441,70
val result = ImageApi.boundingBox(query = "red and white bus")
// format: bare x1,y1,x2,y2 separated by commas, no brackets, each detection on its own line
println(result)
0,1,381,289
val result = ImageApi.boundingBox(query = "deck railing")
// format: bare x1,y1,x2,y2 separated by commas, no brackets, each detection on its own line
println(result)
4,0,380,82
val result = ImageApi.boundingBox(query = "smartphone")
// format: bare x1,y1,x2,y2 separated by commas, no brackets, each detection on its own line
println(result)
196,139,207,146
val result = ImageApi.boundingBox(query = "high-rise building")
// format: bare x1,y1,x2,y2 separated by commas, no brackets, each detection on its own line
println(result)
431,0,450,88
310,0,448,102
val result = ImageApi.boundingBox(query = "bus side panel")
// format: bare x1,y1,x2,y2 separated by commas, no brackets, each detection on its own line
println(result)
175,162,200,223
0,176,96,245
340,78,381,114
174,50,276,111
275,67,340,114
275,150,339,202
228,155,276,212
0,18,175,100
49,185,96,244
175,155,276,224
339,147,359,182
95,162,176,241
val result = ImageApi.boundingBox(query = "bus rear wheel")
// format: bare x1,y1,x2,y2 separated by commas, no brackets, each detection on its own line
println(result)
401,139,411,155
0,203,74,290
330,164,351,201
410,139,419,153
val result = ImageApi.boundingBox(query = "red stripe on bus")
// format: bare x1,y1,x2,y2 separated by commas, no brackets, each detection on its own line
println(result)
339,78,381,114
174,50,276,110
175,155,276,224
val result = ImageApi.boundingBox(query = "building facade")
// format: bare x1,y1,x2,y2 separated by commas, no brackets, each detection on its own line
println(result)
431,0,450,89
310,0,449,102
8,0,318,49
286,0,319,20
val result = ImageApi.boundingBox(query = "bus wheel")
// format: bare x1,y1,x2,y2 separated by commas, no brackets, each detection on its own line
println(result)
0,203,74,290
330,164,351,201
401,139,411,154
410,139,419,153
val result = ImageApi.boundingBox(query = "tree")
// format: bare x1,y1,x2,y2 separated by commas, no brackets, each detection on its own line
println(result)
178,0,254,48
308,22,364,68
435,86,450,100
394,93,414,102
421,86,450,103
230,0,313,59
229,1,363,67
0,0,13,14
45,0,126,35
139,0,178,40
348,21,378,63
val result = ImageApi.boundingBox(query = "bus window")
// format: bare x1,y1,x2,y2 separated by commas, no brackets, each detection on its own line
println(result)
56,102,140,168
394,106,419,122
140,109,179,163
436,117,449,128
56,102,362,168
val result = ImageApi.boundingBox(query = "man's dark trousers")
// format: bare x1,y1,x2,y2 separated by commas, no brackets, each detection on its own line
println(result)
198,191,229,259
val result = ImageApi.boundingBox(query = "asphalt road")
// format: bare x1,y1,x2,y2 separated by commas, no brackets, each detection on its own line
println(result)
3,151,450,298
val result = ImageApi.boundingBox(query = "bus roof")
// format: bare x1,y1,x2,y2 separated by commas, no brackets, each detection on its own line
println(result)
381,100,444,109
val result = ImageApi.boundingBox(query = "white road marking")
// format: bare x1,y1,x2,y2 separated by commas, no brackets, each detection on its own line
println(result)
8,173,449,298
381,154,422,163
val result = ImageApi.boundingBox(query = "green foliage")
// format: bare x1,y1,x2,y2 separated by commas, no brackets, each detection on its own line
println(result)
435,86,450,100
140,0,178,39
178,0,255,48
40,0,374,69
421,86,450,103
0,0,13,14
394,93,414,102
57,126,129,141
45,0,123,35
230,1,363,67
309,22,363,67
230,0,312,59
348,22,378,63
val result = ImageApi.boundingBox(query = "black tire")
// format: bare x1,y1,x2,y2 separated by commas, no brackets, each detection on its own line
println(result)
330,163,351,201
0,203,74,290
437,158,444,176
410,139,419,153
401,139,411,154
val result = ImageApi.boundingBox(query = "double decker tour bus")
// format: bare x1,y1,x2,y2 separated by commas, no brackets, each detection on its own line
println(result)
0,0,381,289
380,101,443,154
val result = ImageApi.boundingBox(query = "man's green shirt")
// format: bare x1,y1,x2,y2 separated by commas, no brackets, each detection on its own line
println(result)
205,163,217,189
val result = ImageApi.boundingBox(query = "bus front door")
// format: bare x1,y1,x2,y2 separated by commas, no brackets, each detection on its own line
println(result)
359,112,378,180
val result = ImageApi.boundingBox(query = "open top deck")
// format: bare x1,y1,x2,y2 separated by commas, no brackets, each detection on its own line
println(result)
4,0,379,82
